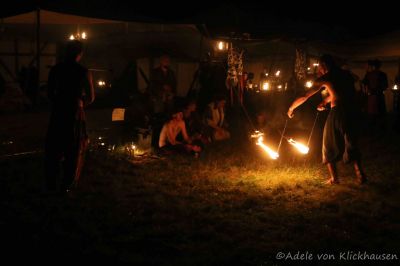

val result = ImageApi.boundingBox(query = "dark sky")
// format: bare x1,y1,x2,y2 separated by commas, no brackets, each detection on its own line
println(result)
2,0,399,41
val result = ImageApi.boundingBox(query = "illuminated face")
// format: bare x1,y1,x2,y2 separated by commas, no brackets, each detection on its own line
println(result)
173,112,183,121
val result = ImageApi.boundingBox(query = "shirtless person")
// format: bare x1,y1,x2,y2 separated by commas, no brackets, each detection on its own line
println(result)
287,54,367,185
159,108,201,156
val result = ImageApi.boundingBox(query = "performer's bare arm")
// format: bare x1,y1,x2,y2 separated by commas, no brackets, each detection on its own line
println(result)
287,80,329,118
317,91,332,111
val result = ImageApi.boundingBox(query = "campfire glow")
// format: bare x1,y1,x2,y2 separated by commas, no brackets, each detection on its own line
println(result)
287,138,309,154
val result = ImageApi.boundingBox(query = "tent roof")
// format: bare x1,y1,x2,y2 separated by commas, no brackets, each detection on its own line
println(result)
2,10,121,24
2,1,399,41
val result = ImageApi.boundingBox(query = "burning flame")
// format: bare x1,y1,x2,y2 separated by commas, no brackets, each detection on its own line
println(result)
287,138,309,154
275,70,281,77
256,136,279,160
262,82,270,91
251,130,264,139
305,81,313,88
393,85,398,90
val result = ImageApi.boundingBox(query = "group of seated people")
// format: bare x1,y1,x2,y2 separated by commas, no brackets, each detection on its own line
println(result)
157,94,231,157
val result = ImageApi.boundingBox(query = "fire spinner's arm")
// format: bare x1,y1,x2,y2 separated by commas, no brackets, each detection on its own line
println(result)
317,91,331,111
287,80,327,118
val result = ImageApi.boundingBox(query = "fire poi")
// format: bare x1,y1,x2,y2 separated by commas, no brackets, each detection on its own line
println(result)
251,112,319,159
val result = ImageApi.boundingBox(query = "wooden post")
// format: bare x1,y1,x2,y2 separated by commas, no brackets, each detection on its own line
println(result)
36,8,40,88
14,38,19,76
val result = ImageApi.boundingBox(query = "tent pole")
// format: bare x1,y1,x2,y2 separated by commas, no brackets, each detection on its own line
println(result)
36,8,40,90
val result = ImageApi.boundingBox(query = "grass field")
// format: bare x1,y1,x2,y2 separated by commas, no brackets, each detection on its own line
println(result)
1,123,400,265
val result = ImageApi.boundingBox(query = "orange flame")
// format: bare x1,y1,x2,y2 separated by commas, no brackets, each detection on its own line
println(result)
256,136,279,160
287,138,309,154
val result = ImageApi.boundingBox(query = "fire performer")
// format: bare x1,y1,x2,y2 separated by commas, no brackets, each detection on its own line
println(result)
45,40,95,193
287,54,367,185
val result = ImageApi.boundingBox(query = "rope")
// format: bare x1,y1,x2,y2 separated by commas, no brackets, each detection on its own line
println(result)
307,112,319,146
277,119,288,153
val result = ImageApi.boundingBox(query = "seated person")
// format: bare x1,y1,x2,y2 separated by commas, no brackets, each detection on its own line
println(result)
159,108,201,155
204,94,230,141
183,99,209,145
255,111,272,133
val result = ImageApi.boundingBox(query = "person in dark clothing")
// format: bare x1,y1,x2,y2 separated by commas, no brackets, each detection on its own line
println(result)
182,100,209,147
362,59,388,137
393,73,400,133
0,72,5,96
287,54,367,185
149,54,176,114
44,40,95,193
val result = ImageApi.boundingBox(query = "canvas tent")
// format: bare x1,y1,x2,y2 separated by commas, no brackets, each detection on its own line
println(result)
0,9,209,103
1,4,400,111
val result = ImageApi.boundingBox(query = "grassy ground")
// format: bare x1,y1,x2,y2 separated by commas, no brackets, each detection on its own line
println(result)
1,124,400,265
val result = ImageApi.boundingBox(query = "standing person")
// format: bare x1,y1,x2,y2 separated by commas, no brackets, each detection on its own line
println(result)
44,40,95,194
149,54,177,150
362,59,388,137
287,54,367,185
393,72,400,133
149,54,177,114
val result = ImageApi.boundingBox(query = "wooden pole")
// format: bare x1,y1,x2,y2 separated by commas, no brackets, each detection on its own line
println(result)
36,8,40,89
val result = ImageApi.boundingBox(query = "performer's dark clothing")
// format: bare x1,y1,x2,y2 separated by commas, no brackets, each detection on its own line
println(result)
149,66,176,98
45,60,89,191
362,70,388,115
316,68,360,164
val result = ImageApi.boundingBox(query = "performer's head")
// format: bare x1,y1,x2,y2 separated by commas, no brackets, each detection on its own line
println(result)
66,40,84,62
319,54,337,74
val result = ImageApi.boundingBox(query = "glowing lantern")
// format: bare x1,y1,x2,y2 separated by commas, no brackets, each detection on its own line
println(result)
305,81,313,88
262,82,270,91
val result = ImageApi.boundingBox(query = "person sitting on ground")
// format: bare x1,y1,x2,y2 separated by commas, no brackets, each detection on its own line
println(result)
158,107,201,156
204,94,230,141
183,99,209,146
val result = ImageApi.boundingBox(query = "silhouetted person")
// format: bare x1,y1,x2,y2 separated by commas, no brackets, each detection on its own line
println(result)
149,54,176,114
0,72,5,96
362,59,388,137
287,54,367,185
44,40,95,194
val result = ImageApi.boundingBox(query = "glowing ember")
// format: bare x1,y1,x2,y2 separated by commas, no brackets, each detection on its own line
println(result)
287,138,309,154
256,136,279,160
